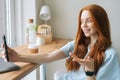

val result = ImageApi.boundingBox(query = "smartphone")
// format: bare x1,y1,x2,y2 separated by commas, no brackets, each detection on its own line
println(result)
2,35,9,62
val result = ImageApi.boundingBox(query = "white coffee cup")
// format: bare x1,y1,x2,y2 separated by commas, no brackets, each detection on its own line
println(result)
36,37,45,46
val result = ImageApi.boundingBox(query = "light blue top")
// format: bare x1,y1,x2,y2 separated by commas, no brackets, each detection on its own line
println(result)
60,41,120,80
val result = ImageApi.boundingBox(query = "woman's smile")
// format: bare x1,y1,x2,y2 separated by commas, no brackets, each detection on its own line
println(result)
83,28,91,34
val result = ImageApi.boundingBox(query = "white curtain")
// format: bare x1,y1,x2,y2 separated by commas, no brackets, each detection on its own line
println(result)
0,0,6,44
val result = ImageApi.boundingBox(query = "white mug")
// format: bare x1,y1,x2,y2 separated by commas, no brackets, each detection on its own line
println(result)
36,37,45,46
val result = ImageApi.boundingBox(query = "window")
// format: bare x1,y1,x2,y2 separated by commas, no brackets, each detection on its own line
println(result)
0,0,15,46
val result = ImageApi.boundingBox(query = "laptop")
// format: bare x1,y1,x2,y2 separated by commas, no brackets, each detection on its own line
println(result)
0,57,20,73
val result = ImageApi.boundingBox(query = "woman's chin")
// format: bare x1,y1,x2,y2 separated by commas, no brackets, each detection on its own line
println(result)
84,34,90,37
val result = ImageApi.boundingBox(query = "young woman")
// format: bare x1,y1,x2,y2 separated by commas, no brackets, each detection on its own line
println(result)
3,4,120,80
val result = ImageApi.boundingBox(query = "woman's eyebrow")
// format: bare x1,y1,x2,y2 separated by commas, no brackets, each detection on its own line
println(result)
80,17,92,21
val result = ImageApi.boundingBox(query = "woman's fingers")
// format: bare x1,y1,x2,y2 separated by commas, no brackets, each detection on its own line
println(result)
1,44,15,61
7,46,13,54
69,52,95,71
69,52,79,59
2,54,7,62
86,56,94,64
1,43,4,48
1,43,12,54
70,52,94,65
69,52,86,64
1,50,7,62
73,58,86,64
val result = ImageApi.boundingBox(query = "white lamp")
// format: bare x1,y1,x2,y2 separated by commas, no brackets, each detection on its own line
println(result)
39,5,51,23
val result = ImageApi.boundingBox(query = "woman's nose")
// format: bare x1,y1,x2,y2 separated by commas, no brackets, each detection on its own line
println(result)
81,22,87,28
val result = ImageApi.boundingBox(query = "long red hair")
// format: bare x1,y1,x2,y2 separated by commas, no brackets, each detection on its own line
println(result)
66,4,111,75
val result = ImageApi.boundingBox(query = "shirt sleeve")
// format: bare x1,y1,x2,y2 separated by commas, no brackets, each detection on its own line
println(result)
96,47,120,80
59,40,74,56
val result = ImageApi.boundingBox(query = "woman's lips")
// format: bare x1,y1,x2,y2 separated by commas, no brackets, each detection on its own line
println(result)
83,29,91,34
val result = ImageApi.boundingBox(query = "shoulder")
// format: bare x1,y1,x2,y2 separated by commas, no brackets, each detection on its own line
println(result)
59,40,75,56
104,46,119,61
96,47,120,80
105,47,118,56
105,47,117,53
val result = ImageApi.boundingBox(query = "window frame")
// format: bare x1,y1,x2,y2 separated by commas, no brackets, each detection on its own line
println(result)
5,0,16,46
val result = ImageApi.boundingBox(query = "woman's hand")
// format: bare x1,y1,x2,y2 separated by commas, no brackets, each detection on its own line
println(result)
1,44,20,62
69,52,94,72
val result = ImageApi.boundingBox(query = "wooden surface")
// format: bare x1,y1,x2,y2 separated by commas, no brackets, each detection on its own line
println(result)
0,38,71,80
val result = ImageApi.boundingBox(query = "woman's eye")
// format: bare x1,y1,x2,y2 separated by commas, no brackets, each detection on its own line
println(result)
86,19,92,23
80,18,93,24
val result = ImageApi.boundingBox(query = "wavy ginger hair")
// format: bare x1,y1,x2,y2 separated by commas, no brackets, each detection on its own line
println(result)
66,4,111,75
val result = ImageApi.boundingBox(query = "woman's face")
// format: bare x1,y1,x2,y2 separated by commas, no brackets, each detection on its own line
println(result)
81,10,97,38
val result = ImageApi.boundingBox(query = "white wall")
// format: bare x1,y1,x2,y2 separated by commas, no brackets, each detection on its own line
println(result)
44,0,120,80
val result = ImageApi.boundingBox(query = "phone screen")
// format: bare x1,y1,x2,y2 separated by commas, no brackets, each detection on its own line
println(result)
2,35,9,62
